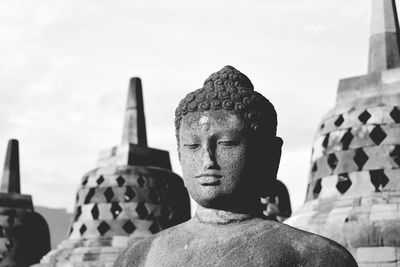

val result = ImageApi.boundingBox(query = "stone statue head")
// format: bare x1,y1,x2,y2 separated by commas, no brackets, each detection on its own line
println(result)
175,66,283,213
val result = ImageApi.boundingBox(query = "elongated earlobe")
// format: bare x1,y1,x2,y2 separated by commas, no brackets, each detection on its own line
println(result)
258,136,283,198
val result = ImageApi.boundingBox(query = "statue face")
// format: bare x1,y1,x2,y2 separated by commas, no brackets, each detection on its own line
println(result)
178,110,260,209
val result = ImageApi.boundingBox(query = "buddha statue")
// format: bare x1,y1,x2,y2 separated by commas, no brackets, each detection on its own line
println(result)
114,66,357,266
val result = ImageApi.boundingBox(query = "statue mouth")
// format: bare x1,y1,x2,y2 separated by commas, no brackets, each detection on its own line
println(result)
195,173,222,186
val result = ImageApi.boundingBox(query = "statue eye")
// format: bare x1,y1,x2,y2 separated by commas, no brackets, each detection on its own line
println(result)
218,141,240,147
184,144,200,149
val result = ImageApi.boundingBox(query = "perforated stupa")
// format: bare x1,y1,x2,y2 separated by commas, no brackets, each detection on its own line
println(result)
286,0,400,265
37,78,191,267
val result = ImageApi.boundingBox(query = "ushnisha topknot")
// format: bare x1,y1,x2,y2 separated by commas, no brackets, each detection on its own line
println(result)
175,65,277,139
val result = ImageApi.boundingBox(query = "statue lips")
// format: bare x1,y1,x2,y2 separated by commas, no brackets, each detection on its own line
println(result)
195,173,222,186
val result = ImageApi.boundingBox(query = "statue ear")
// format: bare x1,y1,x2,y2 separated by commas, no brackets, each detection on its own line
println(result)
259,136,283,198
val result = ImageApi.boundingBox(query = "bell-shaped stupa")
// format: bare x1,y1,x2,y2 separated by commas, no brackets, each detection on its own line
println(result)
286,0,400,265
37,78,191,266
0,139,50,266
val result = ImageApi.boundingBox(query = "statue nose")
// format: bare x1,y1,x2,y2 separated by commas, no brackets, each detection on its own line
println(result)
202,146,219,170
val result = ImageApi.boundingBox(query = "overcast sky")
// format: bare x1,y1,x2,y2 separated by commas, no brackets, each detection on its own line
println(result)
0,0,381,212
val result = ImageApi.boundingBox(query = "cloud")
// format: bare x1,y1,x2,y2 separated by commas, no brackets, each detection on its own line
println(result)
303,24,327,34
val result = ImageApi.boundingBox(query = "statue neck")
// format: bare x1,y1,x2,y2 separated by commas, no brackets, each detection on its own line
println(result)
194,205,262,225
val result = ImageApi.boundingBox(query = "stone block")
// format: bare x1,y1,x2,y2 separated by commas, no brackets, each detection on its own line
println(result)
333,196,361,209
385,169,400,191
346,171,376,197
112,236,128,248
363,145,398,171
380,221,400,246
361,195,388,206
308,211,329,225
319,175,341,199
343,221,371,248
326,207,353,224
356,247,400,263
369,203,398,221
347,205,371,222
336,72,381,106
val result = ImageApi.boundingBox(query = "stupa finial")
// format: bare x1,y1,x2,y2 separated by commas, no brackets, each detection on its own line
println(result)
1,139,20,194
368,0,400,73
121,77,147,146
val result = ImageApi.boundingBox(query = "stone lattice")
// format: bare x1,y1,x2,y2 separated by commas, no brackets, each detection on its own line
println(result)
36,78,191,267
0,139,50,267
286,1,400,266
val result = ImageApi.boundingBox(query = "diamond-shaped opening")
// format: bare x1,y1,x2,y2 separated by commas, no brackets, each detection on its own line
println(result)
370,125,387,145
370,169,389,192
334,115,344,127
311,162,318,174
320,123,325,130
390,145,400,166
390,107,400,123
137,175,146,188
111,202,122,219
149,222,160,234
327,153,338,171
136,202,148,219
149,190,160,204
5,239,13,250
341,130,353,150
79,224,87,235
91,204,99,219
104,188,115,202
354,148,369,170
313,179,322,199
124,186,136,202
116,176,125,187
358,110,371,124
74,206,82,221
82,176,89,186
97,221,111,236
336,173,352,194
96,175,105,185
122,220,136,234
84,188,96,204
322,134,330,149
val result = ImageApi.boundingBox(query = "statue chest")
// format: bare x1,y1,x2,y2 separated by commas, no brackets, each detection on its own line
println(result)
142,222,292,267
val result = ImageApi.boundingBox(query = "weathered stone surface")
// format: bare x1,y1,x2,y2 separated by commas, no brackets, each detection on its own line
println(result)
369,0,400,73
286,0,400,265
37,78,190,266
117,216,355,267
122,78,147,146
115,66,356,266
357,247,400,263
0,140,50,267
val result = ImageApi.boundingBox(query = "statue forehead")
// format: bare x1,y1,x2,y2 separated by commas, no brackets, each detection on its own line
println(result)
180,110,245,131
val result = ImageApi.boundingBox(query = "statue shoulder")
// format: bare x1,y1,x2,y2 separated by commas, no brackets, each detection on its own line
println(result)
114,221,191,267
276,224,357,266
113,236,154,267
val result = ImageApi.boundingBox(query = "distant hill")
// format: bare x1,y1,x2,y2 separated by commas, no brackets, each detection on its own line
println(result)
35,206,73,249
